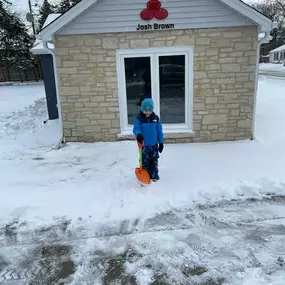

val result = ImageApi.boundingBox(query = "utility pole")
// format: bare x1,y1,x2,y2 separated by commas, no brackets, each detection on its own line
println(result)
28,0,36,35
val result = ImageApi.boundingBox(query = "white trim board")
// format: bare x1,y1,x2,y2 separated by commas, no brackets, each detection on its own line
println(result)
116,46,194,135
220,0,273,32
36,0,274,42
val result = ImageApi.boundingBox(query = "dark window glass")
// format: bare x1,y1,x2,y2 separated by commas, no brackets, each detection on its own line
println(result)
159,55,185,124
124,57,151,125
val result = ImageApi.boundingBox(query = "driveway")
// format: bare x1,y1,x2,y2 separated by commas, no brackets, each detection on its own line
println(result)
1,196,285,284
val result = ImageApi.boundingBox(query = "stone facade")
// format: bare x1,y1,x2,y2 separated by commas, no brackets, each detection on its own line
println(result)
54,26,258,143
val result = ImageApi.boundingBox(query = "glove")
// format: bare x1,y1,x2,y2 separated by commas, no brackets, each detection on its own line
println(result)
158,143,164,153
137,133,144,144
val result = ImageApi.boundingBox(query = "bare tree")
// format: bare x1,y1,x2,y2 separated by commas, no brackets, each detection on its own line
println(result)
251,0,285,55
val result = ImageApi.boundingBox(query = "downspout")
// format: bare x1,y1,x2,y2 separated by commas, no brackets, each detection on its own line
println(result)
42,40,65,149
251,24,276,140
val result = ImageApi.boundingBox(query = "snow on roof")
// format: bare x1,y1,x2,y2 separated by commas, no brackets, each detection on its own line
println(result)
269,44,285,53
30,13,61,55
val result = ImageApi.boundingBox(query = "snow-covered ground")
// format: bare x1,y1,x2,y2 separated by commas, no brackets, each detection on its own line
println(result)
0,77,285,284
0,83,44,113
1,79,285,226
258,63,285,78
255,76,285,143
0,82,60,158
259,63,285,71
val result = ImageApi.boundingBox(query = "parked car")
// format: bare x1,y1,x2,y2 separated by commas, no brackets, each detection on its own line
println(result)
159,64,185,85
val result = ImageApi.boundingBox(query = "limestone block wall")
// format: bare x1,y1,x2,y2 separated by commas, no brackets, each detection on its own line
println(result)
54,26,258,143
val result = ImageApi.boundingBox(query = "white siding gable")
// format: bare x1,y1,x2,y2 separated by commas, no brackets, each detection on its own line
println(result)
57,0,255,35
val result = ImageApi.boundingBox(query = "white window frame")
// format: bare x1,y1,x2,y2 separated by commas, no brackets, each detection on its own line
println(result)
116,46,194,135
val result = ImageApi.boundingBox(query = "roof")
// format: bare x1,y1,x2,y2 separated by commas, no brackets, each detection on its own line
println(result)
30,14,61,54
269,44,285,53
36,0,274,42
43,13,62,29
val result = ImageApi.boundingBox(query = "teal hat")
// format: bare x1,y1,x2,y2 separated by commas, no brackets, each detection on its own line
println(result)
141,98,154,112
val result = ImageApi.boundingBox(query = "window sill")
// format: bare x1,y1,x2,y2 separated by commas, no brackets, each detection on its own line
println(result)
117,129,196,140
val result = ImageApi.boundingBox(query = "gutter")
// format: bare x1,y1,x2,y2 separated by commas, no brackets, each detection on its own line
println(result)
40,36,65,149
251,23,276,140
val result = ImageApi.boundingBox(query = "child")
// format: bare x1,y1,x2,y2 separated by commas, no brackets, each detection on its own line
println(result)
133,98,164,181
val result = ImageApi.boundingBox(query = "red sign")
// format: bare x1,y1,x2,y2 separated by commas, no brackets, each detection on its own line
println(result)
140,0,168,21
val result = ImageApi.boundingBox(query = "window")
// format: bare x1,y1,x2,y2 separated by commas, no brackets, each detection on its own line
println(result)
274,53,278,60
116,46,194,135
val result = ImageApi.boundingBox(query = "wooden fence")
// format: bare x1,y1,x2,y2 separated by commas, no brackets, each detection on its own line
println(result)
0,65,43,82
0,50,43,82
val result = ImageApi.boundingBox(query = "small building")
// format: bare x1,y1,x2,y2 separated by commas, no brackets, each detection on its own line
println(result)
269,44,285,63
36,0,274,143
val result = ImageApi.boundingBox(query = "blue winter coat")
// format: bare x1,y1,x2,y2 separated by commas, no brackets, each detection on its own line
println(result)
133,111,164,146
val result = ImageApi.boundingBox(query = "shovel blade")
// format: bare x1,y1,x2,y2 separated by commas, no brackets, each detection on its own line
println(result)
135,167,151,185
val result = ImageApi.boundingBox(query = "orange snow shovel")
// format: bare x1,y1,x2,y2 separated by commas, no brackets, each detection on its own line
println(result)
135,142,151,185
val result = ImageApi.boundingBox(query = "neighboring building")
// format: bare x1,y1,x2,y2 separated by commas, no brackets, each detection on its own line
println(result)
31,14,61,120
36,0,274,143
260,54,270,63
269,44,285,63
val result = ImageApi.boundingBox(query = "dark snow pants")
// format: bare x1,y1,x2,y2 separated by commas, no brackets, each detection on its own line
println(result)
142,145,159,180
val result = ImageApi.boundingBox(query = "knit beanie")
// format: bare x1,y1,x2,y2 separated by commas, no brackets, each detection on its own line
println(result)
141,98,154,112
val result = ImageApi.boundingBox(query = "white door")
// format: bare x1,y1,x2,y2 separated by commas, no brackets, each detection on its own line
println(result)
116,46,194,135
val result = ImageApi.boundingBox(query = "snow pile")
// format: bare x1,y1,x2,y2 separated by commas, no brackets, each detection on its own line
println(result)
1,139,285,231
0,82,60,158
0,98,47,138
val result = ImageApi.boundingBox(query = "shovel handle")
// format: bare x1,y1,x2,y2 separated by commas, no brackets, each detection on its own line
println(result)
137,141,144,169
137,142,144,149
